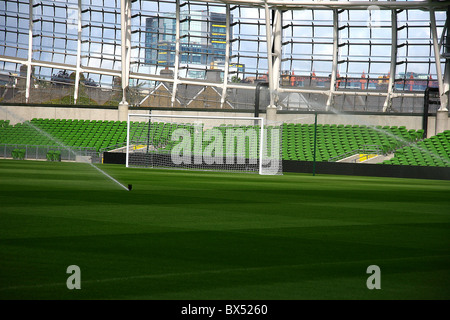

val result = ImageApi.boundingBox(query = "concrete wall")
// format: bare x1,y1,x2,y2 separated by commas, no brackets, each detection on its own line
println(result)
282,160,450,180
275,112,441,137
1,104,449,137
147,109,258,129
0,105,121,125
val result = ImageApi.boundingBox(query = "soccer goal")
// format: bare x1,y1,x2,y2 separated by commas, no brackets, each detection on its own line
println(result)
126,113,282,175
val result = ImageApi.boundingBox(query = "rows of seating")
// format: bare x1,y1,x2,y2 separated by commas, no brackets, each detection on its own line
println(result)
0,118,128,152
382,130,450,167
132,123,264,159
210,125,264,159
1,117,449,167
282,123,421,162
0,118,194,153
130,121,184,148
11,148,25,160
0,120,10,128
144,122,419,163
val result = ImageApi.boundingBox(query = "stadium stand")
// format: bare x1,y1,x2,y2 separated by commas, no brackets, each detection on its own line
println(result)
46,150,62,162
2,118,449,167
281,123,421,162
11,148,25,160
0,118,128,152
382,130,450,167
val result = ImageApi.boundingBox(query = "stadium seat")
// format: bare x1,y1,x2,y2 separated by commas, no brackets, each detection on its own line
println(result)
2,118,445,167
12,148,26,160
385,130,450,167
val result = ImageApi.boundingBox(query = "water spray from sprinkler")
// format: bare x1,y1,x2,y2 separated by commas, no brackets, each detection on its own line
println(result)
0,106,130,191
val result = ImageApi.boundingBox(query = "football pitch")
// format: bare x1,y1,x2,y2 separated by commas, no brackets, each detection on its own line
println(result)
0,159,449,300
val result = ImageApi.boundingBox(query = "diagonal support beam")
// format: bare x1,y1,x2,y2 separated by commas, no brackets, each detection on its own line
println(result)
120,0,131,106
171,0,181,107
430,8,448,111
383,9,398,112
326,9,339,111
264,1,281,121
264,1,275,108
220,4,231,109
74,0,82,104
25,1,34,103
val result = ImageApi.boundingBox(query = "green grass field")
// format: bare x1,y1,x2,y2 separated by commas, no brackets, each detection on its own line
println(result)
0,159,449,300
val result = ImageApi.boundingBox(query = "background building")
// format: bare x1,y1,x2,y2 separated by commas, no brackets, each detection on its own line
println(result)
145,11,232,80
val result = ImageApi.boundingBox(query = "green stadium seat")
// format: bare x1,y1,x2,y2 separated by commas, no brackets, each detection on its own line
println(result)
12,148,26,160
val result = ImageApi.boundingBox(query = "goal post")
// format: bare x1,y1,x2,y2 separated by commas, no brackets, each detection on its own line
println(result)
126,113,282,175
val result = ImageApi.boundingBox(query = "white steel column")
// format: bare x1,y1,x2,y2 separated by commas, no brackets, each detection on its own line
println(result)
382,9,398,112
326,9,339,111
444,51,450,113
430,9,448,111
220,4,231,109
430,8,448,135
264,1,274,108
441,11,449,112
171,0,181,107
25,1,34,103
272,8,282,105
74,0,82,104
264,1,281,121
441,8,450,104
119,0,131,120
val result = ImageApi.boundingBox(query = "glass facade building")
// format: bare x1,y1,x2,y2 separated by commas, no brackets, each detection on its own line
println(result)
145,12,229,66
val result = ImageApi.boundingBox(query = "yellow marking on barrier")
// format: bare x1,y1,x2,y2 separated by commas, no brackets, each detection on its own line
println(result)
358,154,377,162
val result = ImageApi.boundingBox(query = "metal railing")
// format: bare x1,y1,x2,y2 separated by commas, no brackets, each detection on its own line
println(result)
0,144,100,162
328,144,387,163
98,142,128,154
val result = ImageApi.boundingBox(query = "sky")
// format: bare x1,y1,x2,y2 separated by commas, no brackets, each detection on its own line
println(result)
0,0,447,86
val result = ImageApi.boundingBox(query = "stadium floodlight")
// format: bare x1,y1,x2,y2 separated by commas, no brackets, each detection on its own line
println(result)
126,114,282,175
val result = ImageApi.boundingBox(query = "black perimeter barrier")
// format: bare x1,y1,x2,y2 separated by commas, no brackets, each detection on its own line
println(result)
282,160,450,181
103,152,450,181
103,151,126,164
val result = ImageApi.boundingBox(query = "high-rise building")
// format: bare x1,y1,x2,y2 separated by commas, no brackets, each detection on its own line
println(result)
145,11,230,71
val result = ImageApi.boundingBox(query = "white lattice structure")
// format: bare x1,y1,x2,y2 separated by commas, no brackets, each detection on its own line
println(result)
0,1,448,116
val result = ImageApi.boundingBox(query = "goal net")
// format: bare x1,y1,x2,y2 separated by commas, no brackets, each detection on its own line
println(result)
126,114,282,175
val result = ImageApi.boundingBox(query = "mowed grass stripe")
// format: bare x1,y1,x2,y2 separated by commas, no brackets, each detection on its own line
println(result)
0,159,449,299
1,254,448,299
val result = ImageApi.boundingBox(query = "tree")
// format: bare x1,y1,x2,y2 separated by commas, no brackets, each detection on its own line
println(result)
231,75,241,83
69,72,86,83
